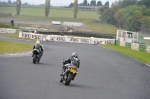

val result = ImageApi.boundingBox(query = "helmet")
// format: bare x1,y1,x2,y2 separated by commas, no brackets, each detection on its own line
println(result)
72,52,78,58
36,40,40,44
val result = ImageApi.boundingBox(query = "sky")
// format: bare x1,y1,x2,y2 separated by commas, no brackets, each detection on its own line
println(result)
1,0,118,6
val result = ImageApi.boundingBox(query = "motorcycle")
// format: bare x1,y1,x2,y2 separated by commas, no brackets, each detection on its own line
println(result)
60,63,78,86
32,49,41,64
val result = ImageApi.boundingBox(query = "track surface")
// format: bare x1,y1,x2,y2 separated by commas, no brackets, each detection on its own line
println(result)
0,37,150,99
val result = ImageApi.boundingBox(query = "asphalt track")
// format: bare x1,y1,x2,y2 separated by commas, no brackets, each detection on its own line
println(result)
0,37,150,99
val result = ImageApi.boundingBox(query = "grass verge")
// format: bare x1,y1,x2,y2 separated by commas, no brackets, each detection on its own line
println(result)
0,23,20,29
0,5,120,34
0,40,32,54
101,44,150,65
0,33,36,41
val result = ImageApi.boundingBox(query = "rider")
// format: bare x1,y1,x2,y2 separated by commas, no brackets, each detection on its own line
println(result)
32,40,44,56
61,52,80,76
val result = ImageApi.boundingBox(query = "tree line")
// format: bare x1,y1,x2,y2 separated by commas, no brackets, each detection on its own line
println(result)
14,0,79,18
82,0,109,6
0,0,30,5
99,0,150,34
15,0,50,17
69,0,109,7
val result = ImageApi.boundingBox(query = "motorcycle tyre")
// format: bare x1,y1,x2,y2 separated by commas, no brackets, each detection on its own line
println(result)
33,55,36,64
64,73,73,86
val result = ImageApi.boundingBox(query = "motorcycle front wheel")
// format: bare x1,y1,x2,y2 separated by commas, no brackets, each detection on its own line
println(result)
64,73,73,86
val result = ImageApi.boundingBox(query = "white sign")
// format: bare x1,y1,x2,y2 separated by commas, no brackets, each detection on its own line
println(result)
50,36,66,42
19,32,115,45
19,32,43,40
144,37,150,40
63,22,84,27
52,21,61,25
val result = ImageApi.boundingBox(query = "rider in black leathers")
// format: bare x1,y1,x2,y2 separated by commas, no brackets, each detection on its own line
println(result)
61,52,80,76
32,40,44,57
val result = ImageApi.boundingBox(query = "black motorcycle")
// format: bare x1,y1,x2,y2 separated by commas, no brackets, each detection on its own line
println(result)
60,63,78,86
32,49,41,64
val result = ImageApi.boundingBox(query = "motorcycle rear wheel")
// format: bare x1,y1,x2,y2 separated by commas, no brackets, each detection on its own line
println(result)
33,55,36,64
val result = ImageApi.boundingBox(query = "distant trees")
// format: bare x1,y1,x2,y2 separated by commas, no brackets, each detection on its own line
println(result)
83,0,88,6
99,0,150,33
69,2,74,8
16,0,21,15
13,1,16,4
8,0,12,4
138,0,150,8
73,0,78,18
77,0,110,7
78,0,111,6
90,0,96,6
97,1,102,6
0,0,15,4
45,0,50,17
104,1,109,7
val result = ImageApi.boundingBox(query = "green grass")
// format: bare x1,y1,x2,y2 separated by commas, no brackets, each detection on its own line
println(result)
0,23,20,29
0,40,32,54
0,33,36,41
101,45,150,65
0,5,120,34
0,33,19,38
11,15,119,34
0,5,99,19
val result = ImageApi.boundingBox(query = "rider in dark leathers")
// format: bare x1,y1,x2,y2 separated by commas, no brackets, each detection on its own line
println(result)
61,52,80,76
32,40,44,57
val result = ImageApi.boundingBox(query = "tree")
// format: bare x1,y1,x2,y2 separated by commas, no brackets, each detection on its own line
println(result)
99,7,111,23
73,0,78,18
69,2,73,8
45,0,50,17
141,16,150,33
83,0,87,6
90,0,96,6
104,1,109,7
8,0,12,4
16,0,21,15
13,1,16,4
138,0,150,8
97,1,102,6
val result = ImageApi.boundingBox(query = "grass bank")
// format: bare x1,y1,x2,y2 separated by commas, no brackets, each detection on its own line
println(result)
0,5,99,19
0,40,32,54
101,45,150,65
0,23,20,29
0,33,36,41
0,5,120,34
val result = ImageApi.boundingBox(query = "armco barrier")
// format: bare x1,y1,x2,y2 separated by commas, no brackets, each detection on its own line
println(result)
120,41,125,47
19,32,43,40
117,40,150,53
19,32,115,45
139,44,146,52
131,43,139,51
0,28,16,34
125,42,131,49
22,30,115,39
146,46,150,53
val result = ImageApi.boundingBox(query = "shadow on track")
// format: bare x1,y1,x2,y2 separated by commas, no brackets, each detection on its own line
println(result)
68,83,101,90
32,62,55,67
